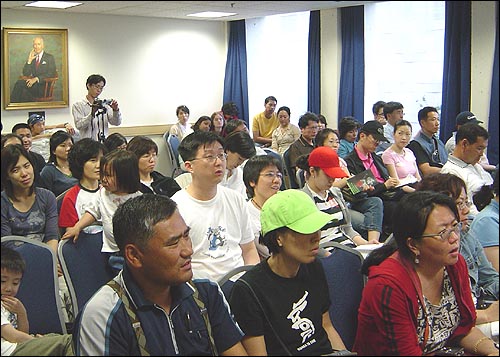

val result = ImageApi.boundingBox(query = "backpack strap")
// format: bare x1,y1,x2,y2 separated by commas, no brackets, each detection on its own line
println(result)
190,280,218,356
107,280,150,356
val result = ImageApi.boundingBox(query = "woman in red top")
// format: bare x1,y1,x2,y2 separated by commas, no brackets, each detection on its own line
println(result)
353,191,498,356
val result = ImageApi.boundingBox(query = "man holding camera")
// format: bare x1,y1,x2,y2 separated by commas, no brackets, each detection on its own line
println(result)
72,74,122,142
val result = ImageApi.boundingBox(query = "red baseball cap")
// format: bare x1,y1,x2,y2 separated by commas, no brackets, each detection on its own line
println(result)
308,147,349,179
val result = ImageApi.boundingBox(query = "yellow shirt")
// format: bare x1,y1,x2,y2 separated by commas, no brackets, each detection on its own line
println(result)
252,112,279,139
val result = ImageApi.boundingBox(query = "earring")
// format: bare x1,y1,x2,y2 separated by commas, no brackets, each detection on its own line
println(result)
414,255,420,264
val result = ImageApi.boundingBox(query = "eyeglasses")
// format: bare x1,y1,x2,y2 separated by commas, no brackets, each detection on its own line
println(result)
306,126,319,131
420,222,461,242
92,84,105,90
260,172,283,180
190,152,227,163
456,200,472,211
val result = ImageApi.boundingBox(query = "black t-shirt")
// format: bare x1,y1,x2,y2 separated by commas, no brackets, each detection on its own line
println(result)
229,258,333,356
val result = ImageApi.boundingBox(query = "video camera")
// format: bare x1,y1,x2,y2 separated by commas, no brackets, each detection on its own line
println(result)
92,98,113,108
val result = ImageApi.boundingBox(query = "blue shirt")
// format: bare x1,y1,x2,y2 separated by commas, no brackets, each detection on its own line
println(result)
469,199,499,248
338,139,356,159
407,130,448,168
73,266,243,355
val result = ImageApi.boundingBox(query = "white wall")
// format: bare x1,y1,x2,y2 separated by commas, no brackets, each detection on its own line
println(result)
1,9,227,132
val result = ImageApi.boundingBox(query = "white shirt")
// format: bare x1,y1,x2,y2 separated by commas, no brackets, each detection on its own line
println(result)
171,186,254,282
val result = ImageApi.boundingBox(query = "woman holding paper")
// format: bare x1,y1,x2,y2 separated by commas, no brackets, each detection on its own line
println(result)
382,119,422,193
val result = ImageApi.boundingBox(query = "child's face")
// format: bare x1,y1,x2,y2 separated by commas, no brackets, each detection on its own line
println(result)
101,164,118,193
1,268,22,297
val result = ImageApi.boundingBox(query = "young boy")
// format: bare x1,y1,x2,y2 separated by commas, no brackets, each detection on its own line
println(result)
1,247,73,356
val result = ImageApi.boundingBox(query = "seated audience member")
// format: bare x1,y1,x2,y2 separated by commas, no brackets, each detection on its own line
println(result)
353,191,498,356
252,96,279,147
126,135,181,197
169,105,193,141
416,173,499,335
224,118,248,136
28,113,78,162
221,101,240,122
407,106,448,177
171,131,259,282
315,128,384,242
382,119,421,193
61,150,142,274
271,106,300,155
297,147,381,246
11,123,45,185
317,114,328,131
337,116,361,159
344,121,402,235
243,155,283,260
103,132,127,152
191,115,212,132
1,247,74,356
469,170,499,272
59,138,106,235
222,131,257,197
72,194,247,355
377,101,404,153
229,189,348,355
445,111,495,173
372,100,387,124
1,135,29,191
210,111,226,137
288,112,320,173
39,130,78,198
1,144,59,255
441,123,493,215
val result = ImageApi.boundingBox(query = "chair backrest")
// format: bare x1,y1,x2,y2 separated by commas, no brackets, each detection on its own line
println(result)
35,73,59,101
319,242,366,350
164,132,184,178
58,231,113,317
295,168,306,189
282,148,299,189
262,148,286,190
217,265,254,300
1,236,67,334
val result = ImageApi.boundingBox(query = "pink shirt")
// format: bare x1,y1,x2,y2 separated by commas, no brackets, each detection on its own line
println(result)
382,147,418,179
354,146,385,183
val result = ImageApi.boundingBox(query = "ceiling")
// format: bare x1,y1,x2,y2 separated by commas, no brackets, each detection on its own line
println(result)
1,1,377,21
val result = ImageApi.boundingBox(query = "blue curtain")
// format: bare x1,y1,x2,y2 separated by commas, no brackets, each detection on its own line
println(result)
308,10,321,114
338,6,365,125
488,3,498,165
223,20,250,126
440,1,471,143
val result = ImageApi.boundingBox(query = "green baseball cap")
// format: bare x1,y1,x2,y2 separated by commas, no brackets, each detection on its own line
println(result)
260,189,333,236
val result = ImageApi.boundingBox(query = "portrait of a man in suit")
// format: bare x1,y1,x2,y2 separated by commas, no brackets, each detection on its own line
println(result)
10,36,57,103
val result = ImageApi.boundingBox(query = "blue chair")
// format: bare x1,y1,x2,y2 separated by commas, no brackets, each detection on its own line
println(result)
58,231,114,317
263,148,286,191
319,242,366,350
164,132,185,178
1,236,67,335
217,265,254,300
282,148,299,189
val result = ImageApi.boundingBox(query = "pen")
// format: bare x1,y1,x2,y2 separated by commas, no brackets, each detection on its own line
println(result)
186,312,192,333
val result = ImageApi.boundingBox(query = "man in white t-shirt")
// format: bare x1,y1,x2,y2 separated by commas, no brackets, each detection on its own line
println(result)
441,122,493,215
171,131,260,282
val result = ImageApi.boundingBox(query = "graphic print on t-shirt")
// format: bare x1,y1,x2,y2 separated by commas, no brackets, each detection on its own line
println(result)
203,225,229,258
287,291,316,350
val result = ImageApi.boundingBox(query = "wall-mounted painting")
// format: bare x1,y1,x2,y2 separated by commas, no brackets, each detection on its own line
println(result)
3,27,69,110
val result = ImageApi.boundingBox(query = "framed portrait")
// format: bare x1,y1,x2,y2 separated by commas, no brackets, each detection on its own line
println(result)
2,27,69,110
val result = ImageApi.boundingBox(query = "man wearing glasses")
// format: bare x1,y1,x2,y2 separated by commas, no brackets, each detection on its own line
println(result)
288,112,320,172
171,131,260,283
72,74,122,142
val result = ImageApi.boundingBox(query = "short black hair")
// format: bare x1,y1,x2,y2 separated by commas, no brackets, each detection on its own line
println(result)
178,131,224,162
224,131,256,159
86,74,106,88
68,138,107,180
338,116,361,139
298,112,319,129
243,155,282,198
1,246,25,276
455,123,489,145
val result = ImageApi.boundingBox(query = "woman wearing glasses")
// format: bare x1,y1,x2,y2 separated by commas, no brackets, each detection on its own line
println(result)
243,155,284,260
353,191,498,356
72,74,122,141
416,173,499,337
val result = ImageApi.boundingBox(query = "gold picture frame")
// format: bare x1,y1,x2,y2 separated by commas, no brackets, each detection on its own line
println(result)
3,27,69,110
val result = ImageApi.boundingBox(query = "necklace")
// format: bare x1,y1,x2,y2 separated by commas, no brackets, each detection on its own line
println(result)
252,198,263,210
